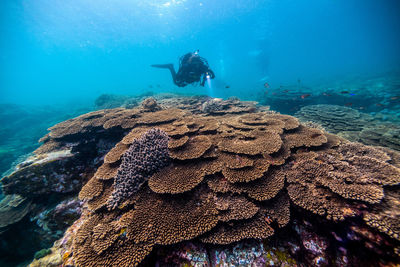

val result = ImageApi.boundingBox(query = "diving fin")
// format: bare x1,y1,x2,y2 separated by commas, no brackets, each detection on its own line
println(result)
151,64,174,69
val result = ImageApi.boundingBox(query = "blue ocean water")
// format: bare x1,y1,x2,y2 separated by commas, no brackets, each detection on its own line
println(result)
1,0,399,105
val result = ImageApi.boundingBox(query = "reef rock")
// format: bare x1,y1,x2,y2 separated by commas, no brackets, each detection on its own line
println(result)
1,150,80,197
0,194,32,233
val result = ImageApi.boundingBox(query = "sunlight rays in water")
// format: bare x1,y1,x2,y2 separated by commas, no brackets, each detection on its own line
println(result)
206,76,214,97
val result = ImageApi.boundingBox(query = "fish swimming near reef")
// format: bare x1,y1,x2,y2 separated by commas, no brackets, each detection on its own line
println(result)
300,94,311,99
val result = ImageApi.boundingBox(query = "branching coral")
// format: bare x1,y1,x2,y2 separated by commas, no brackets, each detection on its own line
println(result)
106,128,170,210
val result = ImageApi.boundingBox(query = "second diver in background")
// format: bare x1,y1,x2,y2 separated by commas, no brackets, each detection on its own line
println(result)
151,50,215,87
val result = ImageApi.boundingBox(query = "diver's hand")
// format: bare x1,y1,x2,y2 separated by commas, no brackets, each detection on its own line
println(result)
208,69,215,79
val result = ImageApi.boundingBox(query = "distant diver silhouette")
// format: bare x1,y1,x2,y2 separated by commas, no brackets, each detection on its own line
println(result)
151,50,215,87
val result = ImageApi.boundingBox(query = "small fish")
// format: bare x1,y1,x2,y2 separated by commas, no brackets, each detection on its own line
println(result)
225,85,230,89
282,89,289,93
344,103,353,107
272,92,277,95
322,92,332,96
375,103,384,107
300,94,311,99
349,93,356,96
340,91,349,94
390,96,399,100
359,107,365,110
264,82,270,89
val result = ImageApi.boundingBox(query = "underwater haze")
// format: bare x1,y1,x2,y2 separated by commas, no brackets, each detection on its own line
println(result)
1,0,400,105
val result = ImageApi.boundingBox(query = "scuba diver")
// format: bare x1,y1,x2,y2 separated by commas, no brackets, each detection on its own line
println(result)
151,50,215,87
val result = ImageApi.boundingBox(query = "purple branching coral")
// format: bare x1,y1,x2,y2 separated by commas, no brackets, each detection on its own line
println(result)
107,128,170,210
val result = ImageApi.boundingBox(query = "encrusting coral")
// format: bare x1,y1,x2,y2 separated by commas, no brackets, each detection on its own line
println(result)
42,106,400,267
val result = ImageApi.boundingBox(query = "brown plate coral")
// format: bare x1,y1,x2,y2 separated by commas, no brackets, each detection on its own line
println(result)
58,107,400,266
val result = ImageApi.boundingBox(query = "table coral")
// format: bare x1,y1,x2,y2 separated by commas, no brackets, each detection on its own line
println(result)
33,106,400,266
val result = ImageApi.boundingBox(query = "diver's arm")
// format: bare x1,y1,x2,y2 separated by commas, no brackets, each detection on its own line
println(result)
200,73,206,86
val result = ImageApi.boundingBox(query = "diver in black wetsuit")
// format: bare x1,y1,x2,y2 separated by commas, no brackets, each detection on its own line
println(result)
151,50,215,87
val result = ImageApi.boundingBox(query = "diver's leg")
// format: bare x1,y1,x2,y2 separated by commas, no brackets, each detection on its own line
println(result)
151,64,178,85
151,64,174,69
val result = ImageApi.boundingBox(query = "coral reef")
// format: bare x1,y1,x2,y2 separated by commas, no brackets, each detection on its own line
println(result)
296,104,400,151
295,104,373,133
359,123,400,151
200,97,258,115
141,97,161,111
50,107,400,266
257,72,400,115
95,94,138,109
94,93,261,116
201,97,224,113
1,96,398,266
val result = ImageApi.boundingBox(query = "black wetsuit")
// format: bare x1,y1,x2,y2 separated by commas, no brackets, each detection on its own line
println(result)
151,52,215,87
